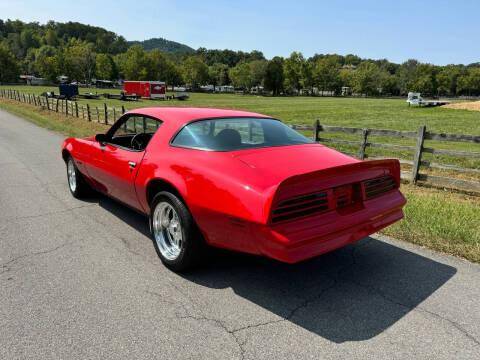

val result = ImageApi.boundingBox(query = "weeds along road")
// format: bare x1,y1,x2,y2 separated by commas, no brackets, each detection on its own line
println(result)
0,108,479,359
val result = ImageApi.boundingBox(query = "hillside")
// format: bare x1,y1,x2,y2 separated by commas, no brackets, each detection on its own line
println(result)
128,37,194,54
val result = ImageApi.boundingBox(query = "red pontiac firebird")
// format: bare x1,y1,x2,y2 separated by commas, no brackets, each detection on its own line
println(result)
62,107,406,271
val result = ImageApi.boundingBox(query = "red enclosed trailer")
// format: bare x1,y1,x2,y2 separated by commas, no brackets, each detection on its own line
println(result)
123,81,166,99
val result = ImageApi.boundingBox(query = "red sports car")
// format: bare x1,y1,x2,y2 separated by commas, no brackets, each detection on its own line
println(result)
62,107,406,271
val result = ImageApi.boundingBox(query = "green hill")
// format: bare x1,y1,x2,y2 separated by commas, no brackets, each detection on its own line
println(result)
128,37,194,54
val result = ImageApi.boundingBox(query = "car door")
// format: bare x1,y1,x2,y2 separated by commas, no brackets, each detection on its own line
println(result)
88,115,160,210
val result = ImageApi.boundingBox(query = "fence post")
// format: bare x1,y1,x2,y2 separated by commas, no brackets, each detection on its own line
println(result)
86,104,91,121
411,125,426,184
55,98,59,112
358,129,369,160
65,100,69,117
121,105,125,114
45,95,50,110
113,107,116,121
96,106,99,121
75,102,79,117
104,103,108,124
313,119,320,142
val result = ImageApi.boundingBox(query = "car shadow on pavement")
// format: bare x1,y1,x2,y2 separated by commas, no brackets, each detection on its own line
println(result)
184,239,457,343
96,195,457,343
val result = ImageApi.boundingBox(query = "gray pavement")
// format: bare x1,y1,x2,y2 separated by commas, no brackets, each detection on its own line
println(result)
0,108,479,359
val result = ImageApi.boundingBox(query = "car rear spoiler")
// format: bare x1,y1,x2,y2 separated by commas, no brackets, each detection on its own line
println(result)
263,159,401,223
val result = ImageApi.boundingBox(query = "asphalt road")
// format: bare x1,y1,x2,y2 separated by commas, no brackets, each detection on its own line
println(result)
0,109,479,359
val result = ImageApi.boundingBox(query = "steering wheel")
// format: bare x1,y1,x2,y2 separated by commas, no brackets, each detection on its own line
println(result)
131,133,151,150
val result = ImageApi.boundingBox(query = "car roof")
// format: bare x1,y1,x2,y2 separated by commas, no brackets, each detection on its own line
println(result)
127,107,271,126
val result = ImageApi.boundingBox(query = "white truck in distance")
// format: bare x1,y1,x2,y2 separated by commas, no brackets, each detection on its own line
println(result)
407,92,450,107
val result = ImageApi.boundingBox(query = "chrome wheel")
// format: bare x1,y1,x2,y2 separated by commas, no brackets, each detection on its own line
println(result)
67,159,77,193
153,202,183,261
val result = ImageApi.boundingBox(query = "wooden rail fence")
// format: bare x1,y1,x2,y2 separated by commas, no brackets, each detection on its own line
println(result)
292,120,480,194
1,88,479,194
0,89,126,125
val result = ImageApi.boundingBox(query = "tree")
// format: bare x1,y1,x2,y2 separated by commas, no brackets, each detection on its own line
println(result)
264,57,284,95
313,57,341,94
0,43,19,82
283,52,305,94
344,54,362,66
352,62,383,96
437,65,463,96
457,68,480,96
63,39,96,82
164,62,183,89
20,29,39,54
395,59,419,95
249,60,267,87
209,63,230,89
300,61,314,92
182,56,209,89
148,49,171,80
409,64,438,95
44,28,59,47
95,53,117,80
34,45,59,81
229,62,252,90
118,45,150,80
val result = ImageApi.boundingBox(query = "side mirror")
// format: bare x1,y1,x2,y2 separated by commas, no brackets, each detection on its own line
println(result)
95,133,108,144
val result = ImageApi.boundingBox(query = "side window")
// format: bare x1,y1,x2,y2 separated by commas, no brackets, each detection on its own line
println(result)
113,116,138,137
109,115,161,150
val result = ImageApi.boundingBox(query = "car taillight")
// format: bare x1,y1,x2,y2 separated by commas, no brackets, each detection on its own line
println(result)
271,191,329,223
363,176,397,200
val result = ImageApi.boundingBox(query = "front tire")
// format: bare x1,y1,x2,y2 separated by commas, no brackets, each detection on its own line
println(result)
150,191,204,272
66,156,90,198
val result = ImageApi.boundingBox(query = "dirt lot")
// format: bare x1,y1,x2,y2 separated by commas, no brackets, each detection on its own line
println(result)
444,101,480,111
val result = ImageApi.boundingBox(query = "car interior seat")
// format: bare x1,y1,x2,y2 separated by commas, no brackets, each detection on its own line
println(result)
215,129,242,149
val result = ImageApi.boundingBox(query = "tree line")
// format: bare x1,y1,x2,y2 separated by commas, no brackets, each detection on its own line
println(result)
1,19,480,96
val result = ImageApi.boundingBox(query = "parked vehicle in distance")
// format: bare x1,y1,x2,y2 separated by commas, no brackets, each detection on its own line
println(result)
62,107,406,271
407,92,450,107
123,81,166,99
59,83,79,99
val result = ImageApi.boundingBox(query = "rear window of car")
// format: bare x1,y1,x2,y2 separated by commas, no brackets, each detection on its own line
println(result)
171,117,313,151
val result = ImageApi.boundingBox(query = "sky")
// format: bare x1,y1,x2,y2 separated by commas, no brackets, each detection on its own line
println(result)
1,0,478,65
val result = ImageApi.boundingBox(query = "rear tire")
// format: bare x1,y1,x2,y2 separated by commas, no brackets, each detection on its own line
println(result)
150,191,204,272
66,156,91,199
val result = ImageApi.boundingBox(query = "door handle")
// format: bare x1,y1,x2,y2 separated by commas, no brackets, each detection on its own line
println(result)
128,161,136,168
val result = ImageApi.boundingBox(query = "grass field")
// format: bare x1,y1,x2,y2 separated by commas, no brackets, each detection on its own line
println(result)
2,85,480,133
1,86,479,263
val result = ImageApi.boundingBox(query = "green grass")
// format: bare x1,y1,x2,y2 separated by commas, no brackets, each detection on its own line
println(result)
3,85,480,133
0,91,479,263
383,185,480,263
0,98,108,138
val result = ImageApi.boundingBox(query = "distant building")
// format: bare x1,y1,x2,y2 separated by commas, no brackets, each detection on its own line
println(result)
19,75,47,85
217,85,234,93
342,86,352,96
93,79,114,88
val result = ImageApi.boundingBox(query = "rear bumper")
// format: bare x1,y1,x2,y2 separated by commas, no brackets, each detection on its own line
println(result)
253,191,406,263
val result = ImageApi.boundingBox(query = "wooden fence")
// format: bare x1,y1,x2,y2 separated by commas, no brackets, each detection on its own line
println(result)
291,120,480,194
1,88,479,194
0,89,126,125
